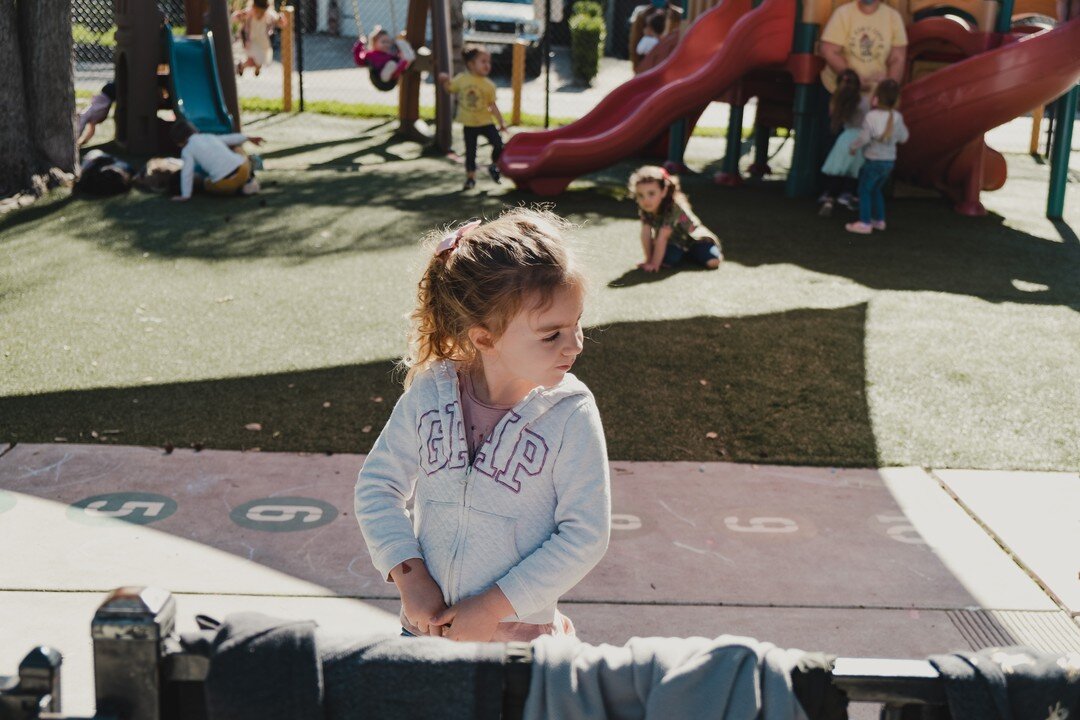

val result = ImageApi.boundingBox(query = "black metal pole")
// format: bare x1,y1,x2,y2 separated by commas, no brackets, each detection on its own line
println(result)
543,0,551,128
296,2,306,111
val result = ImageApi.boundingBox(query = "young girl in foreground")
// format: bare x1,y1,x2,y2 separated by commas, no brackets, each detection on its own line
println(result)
846,79,909,234
355,208,611,642
630,165,723,271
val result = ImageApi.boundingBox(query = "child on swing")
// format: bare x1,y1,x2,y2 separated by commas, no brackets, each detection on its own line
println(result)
354,25,417,87
232,0,284,77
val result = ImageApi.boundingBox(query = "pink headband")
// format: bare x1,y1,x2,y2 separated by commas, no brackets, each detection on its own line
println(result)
435,219,482,256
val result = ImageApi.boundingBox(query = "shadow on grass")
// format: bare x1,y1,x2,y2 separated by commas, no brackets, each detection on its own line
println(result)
558,165,1080,310
0,305,877,466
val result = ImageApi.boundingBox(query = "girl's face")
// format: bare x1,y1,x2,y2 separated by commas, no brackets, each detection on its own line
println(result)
467,52,492,76
634,179,666,214
373,33,392,52
476,285,585,396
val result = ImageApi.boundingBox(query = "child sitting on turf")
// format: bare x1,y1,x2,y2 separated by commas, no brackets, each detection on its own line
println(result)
354,26,417,87
355,208,611,642
232,0,284,77
818,69,868,217
438,45,507,191
846,79,909,234
630,165,723,271
170,121,264,201
77,82,116,147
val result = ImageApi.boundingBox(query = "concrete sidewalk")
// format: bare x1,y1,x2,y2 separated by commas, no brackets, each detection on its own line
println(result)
1,442,1077,716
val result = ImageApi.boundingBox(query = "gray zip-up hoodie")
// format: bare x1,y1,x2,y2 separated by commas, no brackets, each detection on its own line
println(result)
355,360,611,624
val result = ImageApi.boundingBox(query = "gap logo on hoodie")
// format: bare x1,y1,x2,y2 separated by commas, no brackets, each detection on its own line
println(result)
418,401,550,493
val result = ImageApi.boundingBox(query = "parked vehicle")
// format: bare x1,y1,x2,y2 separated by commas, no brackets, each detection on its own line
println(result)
463,0,545,76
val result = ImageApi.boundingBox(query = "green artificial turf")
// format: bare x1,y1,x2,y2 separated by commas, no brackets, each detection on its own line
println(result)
2,113,1078,470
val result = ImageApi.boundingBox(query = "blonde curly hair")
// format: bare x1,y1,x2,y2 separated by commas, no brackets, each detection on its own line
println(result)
402,207,584,388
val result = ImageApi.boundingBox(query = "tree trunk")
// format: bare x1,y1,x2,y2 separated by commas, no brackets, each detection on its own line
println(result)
0,0,77,204
0,0,33,197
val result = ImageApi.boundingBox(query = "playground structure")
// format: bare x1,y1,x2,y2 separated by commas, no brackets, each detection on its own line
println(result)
112,0,453,155
499,0,1080,217
113,0,241,154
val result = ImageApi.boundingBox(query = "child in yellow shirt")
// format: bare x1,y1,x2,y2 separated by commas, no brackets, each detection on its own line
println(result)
438,46,507,191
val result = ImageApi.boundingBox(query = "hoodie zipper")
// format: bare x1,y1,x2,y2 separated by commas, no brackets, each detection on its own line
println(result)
445,461,472,602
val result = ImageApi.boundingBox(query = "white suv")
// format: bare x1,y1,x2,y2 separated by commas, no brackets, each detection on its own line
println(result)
463,0,545,76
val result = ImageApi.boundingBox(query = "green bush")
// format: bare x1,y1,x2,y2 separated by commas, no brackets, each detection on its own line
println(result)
71,23,187,47
569,12,605,85
573,1,604,18
72,23,117,47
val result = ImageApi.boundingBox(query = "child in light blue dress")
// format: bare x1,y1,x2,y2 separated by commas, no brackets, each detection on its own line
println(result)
819,69,869,217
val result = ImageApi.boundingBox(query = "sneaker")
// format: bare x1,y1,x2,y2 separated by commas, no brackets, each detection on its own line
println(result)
463,177,476,191
871,220,886,231
818,200,834,217
845,221,873,234
488,164,501,183
817,191,832,205
837,193,856,210
241,178,261,195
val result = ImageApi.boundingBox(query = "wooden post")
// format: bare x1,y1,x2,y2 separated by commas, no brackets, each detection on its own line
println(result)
1029,104,1043,155
282,6,294,111
511,40,526,126
398,0,430,142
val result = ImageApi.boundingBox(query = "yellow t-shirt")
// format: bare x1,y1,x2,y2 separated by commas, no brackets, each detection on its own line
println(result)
819,2,908,93
448,72,497,127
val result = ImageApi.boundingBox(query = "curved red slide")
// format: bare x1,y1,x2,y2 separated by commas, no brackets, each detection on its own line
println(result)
499,0,794,195
897,16,1080,214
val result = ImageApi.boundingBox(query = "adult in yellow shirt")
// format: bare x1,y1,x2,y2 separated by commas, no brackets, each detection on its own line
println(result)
819,0,908,94
438,46,508,191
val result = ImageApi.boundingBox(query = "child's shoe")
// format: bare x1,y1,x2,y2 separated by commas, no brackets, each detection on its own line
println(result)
818,199,834,217
463,177,476,191
871,220,886,231
837,193,857,210
488,164,501,183
241,178,261,195
845,221,873,234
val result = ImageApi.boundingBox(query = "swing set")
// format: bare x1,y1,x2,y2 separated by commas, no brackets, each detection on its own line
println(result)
350,0,403,91
348,0,454,151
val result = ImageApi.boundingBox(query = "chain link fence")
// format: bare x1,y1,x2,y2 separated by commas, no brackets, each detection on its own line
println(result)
71,0,729,131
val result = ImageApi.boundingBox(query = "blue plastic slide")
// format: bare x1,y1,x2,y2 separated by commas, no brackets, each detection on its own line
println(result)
164,27,235,134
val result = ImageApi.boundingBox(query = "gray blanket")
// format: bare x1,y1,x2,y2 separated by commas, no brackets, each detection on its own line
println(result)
523,634,810,720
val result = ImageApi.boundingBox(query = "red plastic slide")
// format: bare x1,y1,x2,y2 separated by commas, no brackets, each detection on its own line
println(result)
499,0,795,195
897,16,1080,214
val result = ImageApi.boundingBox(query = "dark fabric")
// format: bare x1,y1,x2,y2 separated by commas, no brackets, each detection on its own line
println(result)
928,646,1080,720
791,652,848,720
77,150,133,196
823,175,856,198
463,124,503,172
319,632,508,720
192,612,323,720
